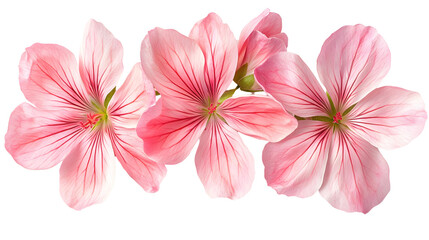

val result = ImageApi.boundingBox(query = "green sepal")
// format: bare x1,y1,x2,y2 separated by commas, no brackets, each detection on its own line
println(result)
342,103,357,116
218,89,237,104
155,90,160,96
311,116,333,122
294,115,306,120
233,63,248,84
104,87,116,108
238,74,255,91
326,92,336,115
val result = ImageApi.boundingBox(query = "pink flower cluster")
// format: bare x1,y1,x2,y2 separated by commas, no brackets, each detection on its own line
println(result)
5,9,426,213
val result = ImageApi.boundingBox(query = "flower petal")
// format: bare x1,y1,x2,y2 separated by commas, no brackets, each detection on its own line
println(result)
263,121,332,197
255,52,330,117
317,25,391,111
79,19,123,102
109,126,166,193
5,103,84,169
320,131,390,213
189,13,238,101
348,86,427,149
238,30,287,91
141,28,206,110
219,96,297,142
195,118,254,199
137,99,206,164
59,130,114,210
238,9,283,52
19,43,89,111
108,63,155,127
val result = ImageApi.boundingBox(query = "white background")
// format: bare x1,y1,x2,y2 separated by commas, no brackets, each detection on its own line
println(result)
1,0,428,239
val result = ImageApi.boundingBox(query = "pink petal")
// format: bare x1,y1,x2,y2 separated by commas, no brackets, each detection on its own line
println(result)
255,52,330,117
219,96,297,142
59,130,114,210
263,121,332,197
19,43,89,111
317,25,391,111
238,9,283,52
137,99,206,164
79,19,123,102
108,63,155,127
5,103,84,169
237,30,287,91
320,131,390,213
195,118,254,199
189,13,238,101
348,86,427,149
141,28,206,111
109,126,166,193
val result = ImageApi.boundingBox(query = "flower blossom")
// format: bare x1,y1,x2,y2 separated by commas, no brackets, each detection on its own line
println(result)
255,25,427,213
5,20,166,210
235,9,288,91
138,13,297,199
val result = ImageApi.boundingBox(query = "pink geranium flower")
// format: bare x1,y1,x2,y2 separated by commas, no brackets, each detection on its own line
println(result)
138,13,297,199
255,25,427,213
235,9,288,91
5,20,166,210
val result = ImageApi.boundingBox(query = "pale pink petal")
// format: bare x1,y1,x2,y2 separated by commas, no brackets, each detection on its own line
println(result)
219,96,297,142
60,130,114,210
5,103,85,170
137,99,206,164
271,32,289,47
348,86,427,149
189,13,238,101
238,31,287,88
255,52,330,117
109,126,166,193
238,9,283,52
263,121,332,197
317,25,391,111
79,19,123,102
195,118,254,199
320,131,390,213
108,63,155,127
141,28,206,111
19,43,89,111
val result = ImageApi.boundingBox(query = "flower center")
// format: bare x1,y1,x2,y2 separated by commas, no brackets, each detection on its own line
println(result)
332,112,342,124
80,113,102,129
208,103,217,114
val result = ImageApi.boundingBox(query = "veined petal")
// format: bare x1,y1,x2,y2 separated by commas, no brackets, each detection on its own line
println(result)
317,25,391,111
238,9,283,52
219,96,297,142
79,19,123,102
189,13,238,101
195,118,254,199
255,52,330,117
59,130,114,210
19,43,89,111
263,121,332,197
238,30,287,82
141,28,207,110
137,99,206,164
108,63,155,127
320,130,390,213
5,103,84,170
109,126,166,193
348,86,427,149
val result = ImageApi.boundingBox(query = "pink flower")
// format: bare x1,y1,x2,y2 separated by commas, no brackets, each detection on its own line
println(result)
138,13,297,199
5,20,166,210
235,9,288,91
255,25,427,213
